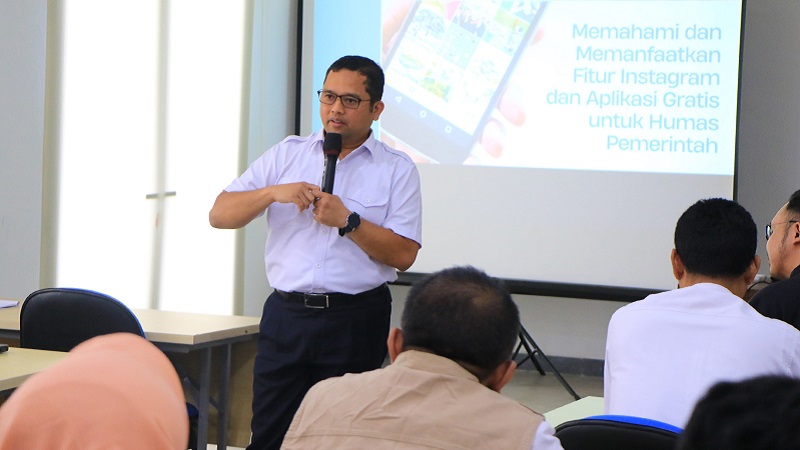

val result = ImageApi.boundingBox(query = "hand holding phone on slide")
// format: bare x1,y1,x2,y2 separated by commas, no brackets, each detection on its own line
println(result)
381,0,545,164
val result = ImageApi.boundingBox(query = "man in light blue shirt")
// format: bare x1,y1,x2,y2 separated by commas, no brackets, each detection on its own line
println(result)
210,55,422,450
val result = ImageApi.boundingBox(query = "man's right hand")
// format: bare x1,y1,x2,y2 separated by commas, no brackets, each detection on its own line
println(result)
209,182,320,229
271,182,320,212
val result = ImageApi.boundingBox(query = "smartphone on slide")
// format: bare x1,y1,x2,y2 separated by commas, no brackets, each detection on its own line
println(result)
381,0,548,163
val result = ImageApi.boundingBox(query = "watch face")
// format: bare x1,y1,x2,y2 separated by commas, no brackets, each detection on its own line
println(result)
340,212,361,237
348,213,361,229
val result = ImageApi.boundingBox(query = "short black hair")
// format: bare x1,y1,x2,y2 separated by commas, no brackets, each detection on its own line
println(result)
786,189,800,218
674,198,757,278
678,375,800,450
324,55,384,107
401,266,520,379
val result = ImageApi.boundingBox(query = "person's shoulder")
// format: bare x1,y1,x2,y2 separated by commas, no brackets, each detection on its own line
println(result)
310,367,382,393
745,290,800,335
492,392,545,419
276,133,318,148
749,282,780,305
373,140,416,166
606,290,686,334
749,279,800,334
384,145,415,163
612,290,669,314
756,312,800,345
258,133,320,162
751,277,800,306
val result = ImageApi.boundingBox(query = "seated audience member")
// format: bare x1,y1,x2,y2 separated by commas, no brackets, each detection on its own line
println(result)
0,333,188,450
749,189,800,328
281,266,563,450
604,198,800,428
678,375,800,450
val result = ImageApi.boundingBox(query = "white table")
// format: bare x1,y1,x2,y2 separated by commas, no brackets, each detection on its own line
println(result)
544,396,605,428
0,346,67,391
0,302,260,450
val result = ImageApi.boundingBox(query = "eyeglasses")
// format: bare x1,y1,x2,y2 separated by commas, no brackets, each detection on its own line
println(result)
317,90,370,109
766,220,800,240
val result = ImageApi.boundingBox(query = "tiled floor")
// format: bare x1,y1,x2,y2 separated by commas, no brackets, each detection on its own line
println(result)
504,368,604,414
210,368,604,450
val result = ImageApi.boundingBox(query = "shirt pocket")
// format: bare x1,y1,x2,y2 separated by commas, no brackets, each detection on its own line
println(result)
345,187,390,226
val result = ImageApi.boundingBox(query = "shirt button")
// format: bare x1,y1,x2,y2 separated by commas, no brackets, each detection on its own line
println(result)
316,264,321,269
322,229,328,234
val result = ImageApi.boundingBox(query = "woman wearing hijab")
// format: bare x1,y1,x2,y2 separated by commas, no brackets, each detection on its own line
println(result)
0,333,188,449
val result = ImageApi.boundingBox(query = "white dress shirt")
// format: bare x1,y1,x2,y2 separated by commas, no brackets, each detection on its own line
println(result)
225,130,422,294
604,282,800,428
533,421,565,450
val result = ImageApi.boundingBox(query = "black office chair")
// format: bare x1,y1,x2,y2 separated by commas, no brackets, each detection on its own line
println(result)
20,287,144,351
554,415,681,450
19,287,199,449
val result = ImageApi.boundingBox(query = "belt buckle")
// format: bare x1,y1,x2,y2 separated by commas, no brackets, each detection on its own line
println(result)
303,293,329,309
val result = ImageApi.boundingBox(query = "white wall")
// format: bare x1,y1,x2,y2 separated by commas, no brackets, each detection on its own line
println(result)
0,0,47,300
736,1,800,267
241,0,298,317
4,0,797,361
389,285,620,360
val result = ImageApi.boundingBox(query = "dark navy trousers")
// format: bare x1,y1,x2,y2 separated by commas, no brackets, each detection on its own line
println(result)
246,286,392,450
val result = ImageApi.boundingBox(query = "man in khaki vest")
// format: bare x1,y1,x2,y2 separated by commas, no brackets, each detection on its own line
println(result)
281,266,564,450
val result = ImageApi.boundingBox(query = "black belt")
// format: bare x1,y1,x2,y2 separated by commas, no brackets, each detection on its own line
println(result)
275,283,388,309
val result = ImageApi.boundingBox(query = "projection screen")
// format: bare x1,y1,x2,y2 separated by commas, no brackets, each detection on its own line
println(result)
298,0,744,295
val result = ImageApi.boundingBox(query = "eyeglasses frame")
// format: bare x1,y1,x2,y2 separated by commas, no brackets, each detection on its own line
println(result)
316,89,371,110
766,220,800,240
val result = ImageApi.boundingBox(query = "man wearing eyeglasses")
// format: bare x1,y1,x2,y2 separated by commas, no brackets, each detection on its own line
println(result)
749,190,800,330
209,55,422,450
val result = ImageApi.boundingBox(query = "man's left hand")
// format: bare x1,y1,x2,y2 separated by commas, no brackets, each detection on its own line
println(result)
310,189,350,229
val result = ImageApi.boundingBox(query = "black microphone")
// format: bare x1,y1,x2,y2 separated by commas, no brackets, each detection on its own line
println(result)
322,132,342,194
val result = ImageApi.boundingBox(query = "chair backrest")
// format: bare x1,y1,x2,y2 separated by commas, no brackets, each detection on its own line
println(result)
20,287,144,352
554,415,681,450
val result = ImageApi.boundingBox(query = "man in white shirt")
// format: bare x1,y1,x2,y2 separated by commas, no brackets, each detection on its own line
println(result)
604,198,800,428
209,55,422,450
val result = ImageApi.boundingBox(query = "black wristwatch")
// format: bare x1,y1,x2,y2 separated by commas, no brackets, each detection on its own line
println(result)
339,212,361,237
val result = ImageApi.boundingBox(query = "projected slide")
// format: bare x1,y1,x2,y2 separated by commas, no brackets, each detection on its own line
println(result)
379,1,740,175
303,0,742,290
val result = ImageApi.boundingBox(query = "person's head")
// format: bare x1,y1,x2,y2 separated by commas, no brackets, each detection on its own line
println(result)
389,266,520,391
678,375,800,450
671,198,760,292
0,333,189,449
319,55,385,151
766,189,800,280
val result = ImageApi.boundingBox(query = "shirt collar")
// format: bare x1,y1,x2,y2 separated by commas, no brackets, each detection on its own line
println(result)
391,350,479,382
314,129,378,158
